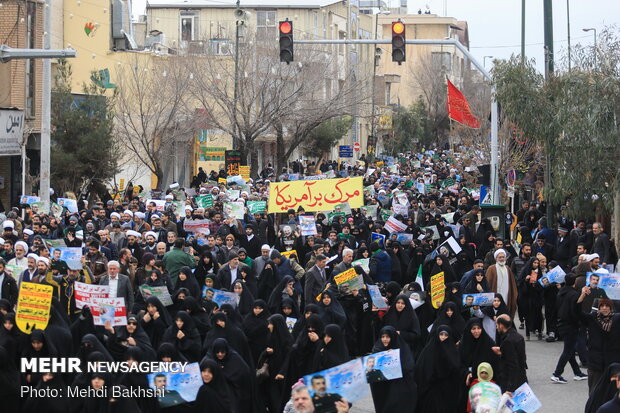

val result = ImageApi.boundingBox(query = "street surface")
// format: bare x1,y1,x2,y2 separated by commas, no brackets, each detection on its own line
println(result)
352,330,590,412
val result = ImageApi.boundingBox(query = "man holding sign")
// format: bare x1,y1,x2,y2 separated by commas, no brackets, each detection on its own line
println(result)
99,261,134,313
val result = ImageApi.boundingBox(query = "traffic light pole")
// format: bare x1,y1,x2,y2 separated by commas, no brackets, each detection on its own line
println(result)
294,37,500,203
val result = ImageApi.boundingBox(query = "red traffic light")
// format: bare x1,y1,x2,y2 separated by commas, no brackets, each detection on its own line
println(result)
279,21,292,34
392,21,405,35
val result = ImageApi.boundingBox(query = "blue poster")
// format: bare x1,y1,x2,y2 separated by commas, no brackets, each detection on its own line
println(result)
147,362,201,407
462,293,495,307
367,284,388,310
51,247,83,270
202,287,239,308
538,265,566,287
362,349,402,383
371,232,385,248
303,359,368,406
586,272,620,300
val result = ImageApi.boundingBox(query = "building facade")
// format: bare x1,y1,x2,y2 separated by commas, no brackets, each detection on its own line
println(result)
0,0,44,209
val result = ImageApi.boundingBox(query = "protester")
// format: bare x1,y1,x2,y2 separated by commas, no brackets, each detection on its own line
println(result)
6,148,618,412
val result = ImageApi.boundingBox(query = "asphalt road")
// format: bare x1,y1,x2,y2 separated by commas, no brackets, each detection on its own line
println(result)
351,329,590,412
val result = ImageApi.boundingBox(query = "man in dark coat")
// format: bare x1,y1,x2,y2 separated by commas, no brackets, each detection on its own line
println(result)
238,223,261,259
555,227,572,269
492,314,528,392
0,259,18,307
592,222,611,266
551,275,588,383
305,254,328,305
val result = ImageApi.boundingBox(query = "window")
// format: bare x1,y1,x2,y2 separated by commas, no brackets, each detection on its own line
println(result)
431,52,452,71
257,10,276,41
180,12,197,42
313,13,318,39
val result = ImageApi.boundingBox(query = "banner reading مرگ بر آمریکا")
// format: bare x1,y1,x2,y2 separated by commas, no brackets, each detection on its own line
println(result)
268,177,364,212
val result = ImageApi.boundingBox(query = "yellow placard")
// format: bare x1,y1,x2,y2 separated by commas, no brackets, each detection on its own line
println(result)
218,177,226,184
280,250,298,259
268,177,364,213
239,166,250,180
16,282,53,333
376,161,384,167
430,272,445,309
334,267,357,285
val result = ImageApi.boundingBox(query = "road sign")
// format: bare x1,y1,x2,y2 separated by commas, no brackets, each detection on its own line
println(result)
339,145,353,158
354,142,360,152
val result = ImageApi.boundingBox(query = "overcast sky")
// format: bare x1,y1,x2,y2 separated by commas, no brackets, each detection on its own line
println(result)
133,0,619,72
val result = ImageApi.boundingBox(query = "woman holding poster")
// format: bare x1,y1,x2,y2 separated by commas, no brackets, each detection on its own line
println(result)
382,294,421,354
517,258,545,341
416,325,462,412
370,326,417,413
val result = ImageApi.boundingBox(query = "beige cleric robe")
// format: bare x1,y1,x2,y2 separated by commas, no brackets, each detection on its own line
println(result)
485,264,518,316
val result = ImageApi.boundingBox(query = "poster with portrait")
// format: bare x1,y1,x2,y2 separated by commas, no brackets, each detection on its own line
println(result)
299,215,318,236
462,293,495,307
202,287,239,308
538,265,567,287
148,362,202,408
223,202,245,220
362,349,402,383
586,272,620,300
303,359,369,410
367,284,388,310
91,297,127,326
469,381,502,413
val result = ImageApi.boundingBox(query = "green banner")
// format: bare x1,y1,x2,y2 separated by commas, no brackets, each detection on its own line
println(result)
195,195,213,208
247,201,266,214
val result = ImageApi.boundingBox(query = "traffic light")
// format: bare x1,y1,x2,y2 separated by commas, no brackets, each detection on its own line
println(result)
391,20,406,63
279,20,294,63
477,164,491,186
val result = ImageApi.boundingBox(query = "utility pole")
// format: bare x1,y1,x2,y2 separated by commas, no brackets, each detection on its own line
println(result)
232,0,241,151
566,0,571,71
543,0,555,223
40,0,52,204
521,0,525,62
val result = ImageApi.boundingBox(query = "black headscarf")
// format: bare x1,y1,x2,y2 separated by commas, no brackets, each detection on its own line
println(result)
482,293,510,319
242,299,270,365
267,275,298,315
385,281,402,306
318,289,346,328
110,314,156,361
431,301,466,341
202,312,253,368
22,372,69,413
176,266,201,299
162,311,201,362
313,324,350,372
205,338,255,413
459,317,499,379
180,296,211,339
266,314,294,376
291,304,321,340
370,326,417,412
280,296,301,319
116,346,159,413
415,325,461,412
195,359,233,413
257,260,279,302
382,294,421,353
464,269,490,294
156,342,187,362
0,345,19,413
431,254,457,284
585,362,620,413
78,334,113,365
232,280,255,316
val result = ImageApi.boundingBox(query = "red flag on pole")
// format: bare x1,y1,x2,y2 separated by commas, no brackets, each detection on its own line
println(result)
446,79,480,128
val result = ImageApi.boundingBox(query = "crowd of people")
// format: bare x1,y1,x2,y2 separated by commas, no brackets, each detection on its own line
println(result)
0,149,618,413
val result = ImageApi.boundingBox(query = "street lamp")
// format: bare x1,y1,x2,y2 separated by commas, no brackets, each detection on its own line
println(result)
582,27,597,68
370,7,390,160
483,55,493,68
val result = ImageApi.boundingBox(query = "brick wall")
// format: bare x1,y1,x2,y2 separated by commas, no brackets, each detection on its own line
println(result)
0,0,44,132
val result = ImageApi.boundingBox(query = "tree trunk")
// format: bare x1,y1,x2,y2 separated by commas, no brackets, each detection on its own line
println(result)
614,187,620,262
154,167,164,190
275,124,285,174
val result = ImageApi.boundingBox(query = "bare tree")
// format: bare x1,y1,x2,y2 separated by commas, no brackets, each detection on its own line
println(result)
409,55,449,142
188,39,372,175
114,54,195,189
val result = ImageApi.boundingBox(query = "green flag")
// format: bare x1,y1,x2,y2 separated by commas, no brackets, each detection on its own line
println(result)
416,265,424,291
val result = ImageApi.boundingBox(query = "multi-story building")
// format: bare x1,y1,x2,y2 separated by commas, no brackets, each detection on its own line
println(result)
145,0,377,170
0,0,44,208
